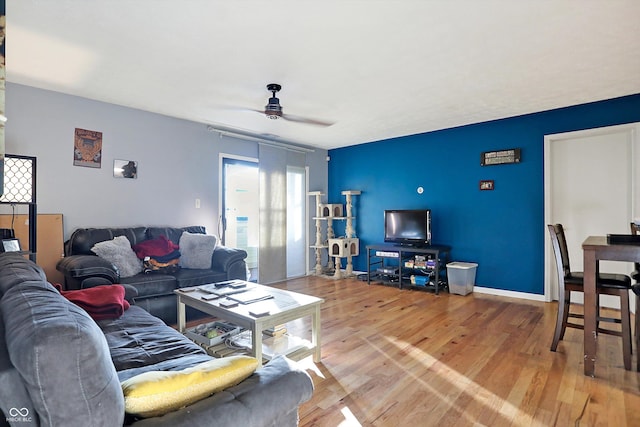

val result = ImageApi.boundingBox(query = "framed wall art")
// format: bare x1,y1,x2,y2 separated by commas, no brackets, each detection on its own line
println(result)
74,128,103,168
479,180,494,191
113,159,138,179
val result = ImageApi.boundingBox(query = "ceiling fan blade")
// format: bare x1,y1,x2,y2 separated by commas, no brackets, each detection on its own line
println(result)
232,107,276,117
281,113,334,127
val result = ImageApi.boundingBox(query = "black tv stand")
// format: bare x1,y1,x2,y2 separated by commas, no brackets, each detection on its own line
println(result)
395,243,428,248
366,243,451,294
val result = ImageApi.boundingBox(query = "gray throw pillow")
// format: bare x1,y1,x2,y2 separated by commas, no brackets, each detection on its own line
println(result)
91,235,143,278
179,232,218,269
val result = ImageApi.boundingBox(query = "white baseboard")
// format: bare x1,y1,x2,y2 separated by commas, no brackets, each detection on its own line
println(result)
306,270,369,277
472,287,637,314
326,272,548,301
306,273,636,313
471,286,546,302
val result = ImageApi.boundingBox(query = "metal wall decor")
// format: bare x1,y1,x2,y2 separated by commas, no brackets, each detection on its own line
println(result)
481,148,521,166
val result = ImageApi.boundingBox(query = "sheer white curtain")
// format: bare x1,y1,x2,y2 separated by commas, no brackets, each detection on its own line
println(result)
258,144,305,284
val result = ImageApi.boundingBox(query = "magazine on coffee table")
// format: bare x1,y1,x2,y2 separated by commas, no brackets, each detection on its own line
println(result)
228,289,274,304
199,280,249,294
212,286,254,297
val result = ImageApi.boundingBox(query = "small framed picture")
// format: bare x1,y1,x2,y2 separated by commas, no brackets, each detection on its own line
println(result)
479,180,494,191
1,238,22,252
113,159,138,179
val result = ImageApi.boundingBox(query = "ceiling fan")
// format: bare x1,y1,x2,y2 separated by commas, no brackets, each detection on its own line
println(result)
249,83,334,127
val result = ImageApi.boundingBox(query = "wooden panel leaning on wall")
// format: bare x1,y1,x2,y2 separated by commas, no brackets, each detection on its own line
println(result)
0,214,64,284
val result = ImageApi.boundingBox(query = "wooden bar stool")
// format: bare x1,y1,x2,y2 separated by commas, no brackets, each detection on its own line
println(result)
548,224,632,370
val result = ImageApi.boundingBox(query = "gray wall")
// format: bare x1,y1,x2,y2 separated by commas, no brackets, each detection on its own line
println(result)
5,83,328,244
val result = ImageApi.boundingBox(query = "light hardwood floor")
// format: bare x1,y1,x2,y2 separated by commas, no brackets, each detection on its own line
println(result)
271,276,640,427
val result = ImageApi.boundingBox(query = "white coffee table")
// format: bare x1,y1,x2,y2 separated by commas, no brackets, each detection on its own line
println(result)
175,281,323,366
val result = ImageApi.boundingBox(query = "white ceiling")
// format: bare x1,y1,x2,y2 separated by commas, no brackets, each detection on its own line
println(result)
6,1,640,150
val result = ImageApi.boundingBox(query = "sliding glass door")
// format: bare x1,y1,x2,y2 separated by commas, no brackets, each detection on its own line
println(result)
222,154,307,283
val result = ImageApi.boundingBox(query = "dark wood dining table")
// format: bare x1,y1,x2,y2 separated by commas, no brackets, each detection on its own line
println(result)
582,235,639,376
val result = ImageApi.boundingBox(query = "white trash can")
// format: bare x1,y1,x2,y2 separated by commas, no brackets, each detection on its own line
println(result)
446,262,478,295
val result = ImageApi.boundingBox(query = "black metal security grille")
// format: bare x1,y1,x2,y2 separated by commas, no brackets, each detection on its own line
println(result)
1,155,36,203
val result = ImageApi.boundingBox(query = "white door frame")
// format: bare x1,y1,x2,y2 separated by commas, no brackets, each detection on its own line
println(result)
219,153,311,279
543,123,639,302
285,164,308,279
305,165,310,276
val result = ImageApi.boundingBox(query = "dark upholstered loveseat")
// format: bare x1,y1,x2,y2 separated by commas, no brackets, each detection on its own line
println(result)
1,254,314,427
56,226,247,324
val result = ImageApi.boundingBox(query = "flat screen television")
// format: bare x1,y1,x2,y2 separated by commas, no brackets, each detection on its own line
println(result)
384,209,431,246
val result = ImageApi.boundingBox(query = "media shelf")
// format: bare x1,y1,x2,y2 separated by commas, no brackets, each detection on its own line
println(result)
366,244,451,294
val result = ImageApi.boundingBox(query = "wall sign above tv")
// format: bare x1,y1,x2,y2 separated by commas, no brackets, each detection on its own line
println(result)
481,148,521,166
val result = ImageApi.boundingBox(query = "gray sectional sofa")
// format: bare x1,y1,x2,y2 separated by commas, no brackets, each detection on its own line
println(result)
0,254,314,427
56,226,248,324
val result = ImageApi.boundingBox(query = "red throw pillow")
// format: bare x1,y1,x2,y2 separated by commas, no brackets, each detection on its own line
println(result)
132,235,179,259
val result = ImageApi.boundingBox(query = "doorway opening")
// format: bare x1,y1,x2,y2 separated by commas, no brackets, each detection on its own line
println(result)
544,123,640,308
222,157,258,281
221,156,309,282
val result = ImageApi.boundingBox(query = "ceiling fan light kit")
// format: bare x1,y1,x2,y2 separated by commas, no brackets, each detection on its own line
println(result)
265,83,283,119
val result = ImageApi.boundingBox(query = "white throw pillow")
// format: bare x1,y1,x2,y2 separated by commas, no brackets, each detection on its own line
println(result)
91,235,143,278
179,232,218,269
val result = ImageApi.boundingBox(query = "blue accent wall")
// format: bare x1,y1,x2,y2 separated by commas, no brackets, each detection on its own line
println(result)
328,94,640,294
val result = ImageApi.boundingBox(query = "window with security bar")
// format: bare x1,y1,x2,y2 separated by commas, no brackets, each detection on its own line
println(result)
0,154,37,261
1,155,36,204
